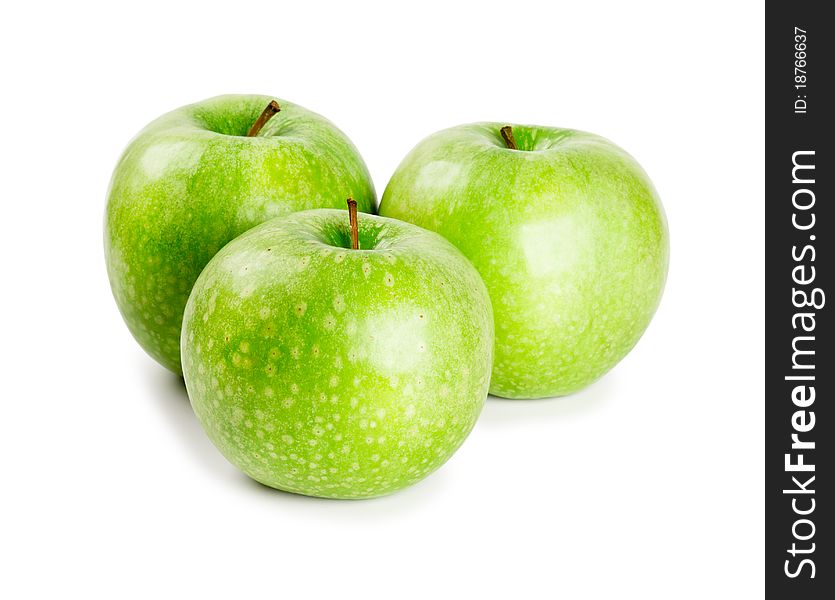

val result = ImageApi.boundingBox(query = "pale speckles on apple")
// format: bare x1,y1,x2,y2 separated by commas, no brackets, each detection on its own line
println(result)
345,320,358,335
106,96,377,373
379,122,667,398
240,283,256,299
360,308,426,376
231,353,253,369
236,198,285,226
180,209,493,498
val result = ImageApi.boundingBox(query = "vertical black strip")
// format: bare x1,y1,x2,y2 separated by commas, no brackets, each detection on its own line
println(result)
766,2,832,597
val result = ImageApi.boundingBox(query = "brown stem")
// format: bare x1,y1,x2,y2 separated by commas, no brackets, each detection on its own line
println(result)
246,100,281,137
500,125,517,150
347,198,359,250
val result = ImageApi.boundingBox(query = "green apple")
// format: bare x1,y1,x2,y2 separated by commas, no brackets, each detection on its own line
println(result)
181,208,494,499
379,123,668,399
104,95,375,373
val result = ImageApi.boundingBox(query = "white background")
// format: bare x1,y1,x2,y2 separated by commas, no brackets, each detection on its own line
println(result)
1,1,764,598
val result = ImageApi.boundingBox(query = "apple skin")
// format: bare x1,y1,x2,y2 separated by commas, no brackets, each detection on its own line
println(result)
104,95,375,374
181,209,493,499
379,123,669,399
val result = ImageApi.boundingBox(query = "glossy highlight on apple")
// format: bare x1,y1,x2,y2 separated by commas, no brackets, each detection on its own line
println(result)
104,95,669,499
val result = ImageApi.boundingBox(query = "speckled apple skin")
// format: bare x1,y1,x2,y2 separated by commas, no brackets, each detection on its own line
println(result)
379,123,669,399
105,95,376,374
181,210,493,499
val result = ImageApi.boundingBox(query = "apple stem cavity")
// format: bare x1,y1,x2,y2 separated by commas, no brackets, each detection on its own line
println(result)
347,198,359,250
246,100,281,137
500,125,517,150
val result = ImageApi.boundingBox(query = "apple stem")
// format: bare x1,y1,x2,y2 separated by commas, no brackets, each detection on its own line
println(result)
500,125,517,150
246,100,281,137
347,198,359,250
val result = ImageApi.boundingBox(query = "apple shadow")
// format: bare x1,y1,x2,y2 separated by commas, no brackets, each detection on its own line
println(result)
477,371,617,429
142,359,232,477
142,357,449,514
144,356,615,510
238,462,450,517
